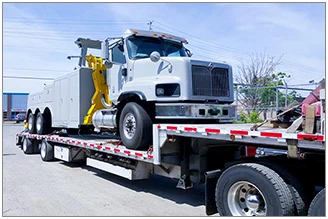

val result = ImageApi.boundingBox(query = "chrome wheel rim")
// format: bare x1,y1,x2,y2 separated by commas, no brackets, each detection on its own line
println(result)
41,142,46,158
123,113,136,139
227,181,267,216
36,116,42,132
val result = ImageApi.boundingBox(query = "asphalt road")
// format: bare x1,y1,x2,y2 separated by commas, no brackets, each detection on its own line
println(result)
3,123,207,216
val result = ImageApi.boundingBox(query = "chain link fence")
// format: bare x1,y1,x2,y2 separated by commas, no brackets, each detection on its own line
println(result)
233,84,315,121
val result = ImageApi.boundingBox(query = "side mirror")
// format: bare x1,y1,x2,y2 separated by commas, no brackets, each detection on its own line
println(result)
118,42,124,52
122,68,127,77
185,48,193,57
150,51,161,62
103,60,113,69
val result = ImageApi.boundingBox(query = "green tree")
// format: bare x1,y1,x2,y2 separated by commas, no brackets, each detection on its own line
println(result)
236,52,301,116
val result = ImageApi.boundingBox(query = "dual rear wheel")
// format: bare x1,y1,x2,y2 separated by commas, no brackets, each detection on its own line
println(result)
28,112,51,135
215,163,305,216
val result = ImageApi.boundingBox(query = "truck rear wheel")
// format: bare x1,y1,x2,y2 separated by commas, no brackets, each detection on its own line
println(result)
215,163,295,216
119,102,152,150
36,112,51,135
22,138,34,154
308,188,325,216
28,113,35,134
40,140,54,161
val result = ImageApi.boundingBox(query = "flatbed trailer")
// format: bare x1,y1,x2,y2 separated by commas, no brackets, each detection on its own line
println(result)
16,123,325,216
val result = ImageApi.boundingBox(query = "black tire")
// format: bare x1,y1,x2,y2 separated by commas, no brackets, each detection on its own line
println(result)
36,112,51,135
308,188,325,216
40,140,54,161
215,163,295,216
119,102,152,150
22,138,34,154
28,113,35,134
258,162,309,215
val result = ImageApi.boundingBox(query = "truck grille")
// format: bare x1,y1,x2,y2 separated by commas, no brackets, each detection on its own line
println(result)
192,65,230,97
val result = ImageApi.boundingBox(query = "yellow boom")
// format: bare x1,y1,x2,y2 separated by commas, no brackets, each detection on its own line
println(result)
83,54,111,125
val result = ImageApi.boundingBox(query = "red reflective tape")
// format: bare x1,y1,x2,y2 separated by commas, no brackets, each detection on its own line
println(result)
77,141,81,145
167,126,178,130
60,138,64,141
260,132,282,138
56,138,59,141
297,134,324,141
148,155,154,159
124,150,131,155
231,130,248,135
71,140,75,143
105,146,111,150
157,125,161,129
184,127,197,132
66,140,70,143
114,148,120,153
205,128,221,134
97,145,102,149
83,142,88,146
89,143,94,147
135,152,143,157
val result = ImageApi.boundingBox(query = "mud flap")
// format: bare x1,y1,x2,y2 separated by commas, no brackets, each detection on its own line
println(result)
205,169,222,215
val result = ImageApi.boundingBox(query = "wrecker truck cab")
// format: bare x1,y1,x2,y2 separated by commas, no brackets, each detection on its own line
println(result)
26,29,236,150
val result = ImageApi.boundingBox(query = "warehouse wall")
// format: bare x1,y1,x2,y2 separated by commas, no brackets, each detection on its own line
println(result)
3,93,29,120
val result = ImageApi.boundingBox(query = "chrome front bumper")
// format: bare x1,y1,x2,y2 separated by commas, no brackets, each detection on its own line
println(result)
155,103,236,122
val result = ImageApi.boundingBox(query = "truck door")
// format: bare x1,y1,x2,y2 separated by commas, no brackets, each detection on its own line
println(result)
107,44,128,102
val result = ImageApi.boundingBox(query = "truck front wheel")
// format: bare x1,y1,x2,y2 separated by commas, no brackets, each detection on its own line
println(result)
215,163,295,216
119,102,152,150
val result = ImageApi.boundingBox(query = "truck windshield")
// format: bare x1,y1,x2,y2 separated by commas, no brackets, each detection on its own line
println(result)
126,36,187,60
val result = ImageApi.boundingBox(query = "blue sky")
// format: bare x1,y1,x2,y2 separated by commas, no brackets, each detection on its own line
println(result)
3,2,325,94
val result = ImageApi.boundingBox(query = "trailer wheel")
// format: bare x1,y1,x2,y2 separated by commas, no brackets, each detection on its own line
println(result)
22,138,34,154
16,135,22,146
36,112,51,135
215,163,295,216
119,102,152,150
28,113,35,134
308,188,325,216
40,140,54,161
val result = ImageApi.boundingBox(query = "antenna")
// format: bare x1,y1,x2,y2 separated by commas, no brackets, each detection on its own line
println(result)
147,20,153,31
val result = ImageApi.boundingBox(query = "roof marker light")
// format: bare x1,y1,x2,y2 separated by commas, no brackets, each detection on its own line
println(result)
133,30,138,34
153,33,158,36
161,34,166,37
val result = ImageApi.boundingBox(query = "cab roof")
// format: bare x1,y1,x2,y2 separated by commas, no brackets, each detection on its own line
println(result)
124,29,188,44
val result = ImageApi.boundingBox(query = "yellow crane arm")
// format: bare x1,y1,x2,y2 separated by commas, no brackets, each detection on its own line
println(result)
83,54,111,125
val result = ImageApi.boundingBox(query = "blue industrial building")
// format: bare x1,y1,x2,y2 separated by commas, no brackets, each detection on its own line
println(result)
3,92,29,120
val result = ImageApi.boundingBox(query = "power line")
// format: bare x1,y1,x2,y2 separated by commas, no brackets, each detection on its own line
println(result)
153,21,323,74
4,68,68,72
5,17,148,22
4,20,147,25
4,76,55,80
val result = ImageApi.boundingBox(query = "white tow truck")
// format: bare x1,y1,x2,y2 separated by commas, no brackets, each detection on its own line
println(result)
16,29,325,216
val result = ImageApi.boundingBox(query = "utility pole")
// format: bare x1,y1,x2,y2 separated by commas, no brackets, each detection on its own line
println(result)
147,20,153,31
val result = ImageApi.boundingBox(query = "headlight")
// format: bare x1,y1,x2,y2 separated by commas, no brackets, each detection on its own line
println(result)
156,88,165,96
155,84,180,97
